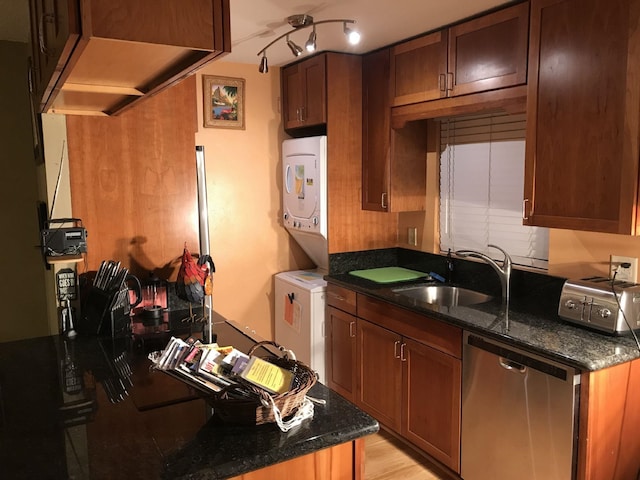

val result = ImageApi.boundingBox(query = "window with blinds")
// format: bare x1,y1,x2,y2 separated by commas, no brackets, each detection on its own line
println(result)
439,113,549,269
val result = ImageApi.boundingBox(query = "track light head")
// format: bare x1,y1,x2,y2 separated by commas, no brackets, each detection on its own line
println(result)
259,53,268,73
286,35,303,57
344,22,361,45
305,27,317,53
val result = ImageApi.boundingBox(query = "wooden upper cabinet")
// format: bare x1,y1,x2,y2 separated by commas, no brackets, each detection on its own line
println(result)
29,0,231,116
282,54,327,131
29,0,80,112
363,49,427,213
448,1,529,97
362,48,392,211
390,31,448,107
524,0,640,234
390,1,529,107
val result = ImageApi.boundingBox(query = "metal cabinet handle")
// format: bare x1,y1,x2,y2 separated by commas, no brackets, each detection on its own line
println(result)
394,340,401,359
381,192,388,209
400,343,407,362
300,106,305,122
522,199,529,220
27,60,34,93
38,13,55,56
439,73,446,93
349,321,356,338
446,72,454,94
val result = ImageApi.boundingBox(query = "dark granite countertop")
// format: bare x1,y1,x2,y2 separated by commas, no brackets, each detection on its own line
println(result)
0,320,378,479
326,268,640,372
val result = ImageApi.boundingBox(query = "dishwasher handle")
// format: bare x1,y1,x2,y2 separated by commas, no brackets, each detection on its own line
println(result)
499,357,526,373
466,333,576,383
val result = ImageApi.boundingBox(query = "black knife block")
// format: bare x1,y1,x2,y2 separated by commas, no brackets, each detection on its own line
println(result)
79,287,131,338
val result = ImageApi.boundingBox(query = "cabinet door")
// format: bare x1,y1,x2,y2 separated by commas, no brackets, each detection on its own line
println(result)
362,48,391,212
390,31,448,107
448,1,529,97
524,0,640,234
29,0,80,111
357,319,402,431
402,338,461,472
301,55,326,127
282,62,304,129
282,55,326,130
325,306,357,402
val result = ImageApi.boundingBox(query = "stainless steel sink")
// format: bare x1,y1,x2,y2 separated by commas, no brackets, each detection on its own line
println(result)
392,285,493,307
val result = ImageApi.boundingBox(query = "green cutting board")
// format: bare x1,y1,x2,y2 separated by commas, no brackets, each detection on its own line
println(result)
348,267,428,284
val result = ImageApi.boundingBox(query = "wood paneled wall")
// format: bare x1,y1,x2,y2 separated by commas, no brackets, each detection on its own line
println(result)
66,76,199,281
326,53,398,253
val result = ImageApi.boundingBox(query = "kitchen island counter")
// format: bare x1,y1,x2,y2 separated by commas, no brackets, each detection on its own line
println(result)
0,320,378,479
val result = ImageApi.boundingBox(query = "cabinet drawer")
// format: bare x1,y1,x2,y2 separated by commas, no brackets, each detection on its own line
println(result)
357,294,461,358
326,284,357,315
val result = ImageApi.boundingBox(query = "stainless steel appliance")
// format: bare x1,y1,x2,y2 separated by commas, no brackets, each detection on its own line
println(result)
461,332,580,480
558,276,640,334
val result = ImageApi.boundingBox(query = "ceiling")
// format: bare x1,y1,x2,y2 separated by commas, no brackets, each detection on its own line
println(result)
223,0,514,67
0,0,513,67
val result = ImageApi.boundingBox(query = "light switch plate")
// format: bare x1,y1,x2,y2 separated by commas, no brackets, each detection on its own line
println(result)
408,227,417,246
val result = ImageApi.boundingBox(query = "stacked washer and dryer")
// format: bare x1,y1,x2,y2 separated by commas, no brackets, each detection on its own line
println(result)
274,136,328,382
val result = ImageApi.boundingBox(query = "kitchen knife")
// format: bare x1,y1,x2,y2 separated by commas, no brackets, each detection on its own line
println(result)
94,260,107,287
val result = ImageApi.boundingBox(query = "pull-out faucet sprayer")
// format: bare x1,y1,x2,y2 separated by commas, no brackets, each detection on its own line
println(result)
454,244,512,305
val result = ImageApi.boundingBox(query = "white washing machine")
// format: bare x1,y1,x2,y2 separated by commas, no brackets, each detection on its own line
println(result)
274,270,326,382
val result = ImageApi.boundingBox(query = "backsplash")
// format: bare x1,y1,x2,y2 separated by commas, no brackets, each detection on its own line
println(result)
329,248,567,318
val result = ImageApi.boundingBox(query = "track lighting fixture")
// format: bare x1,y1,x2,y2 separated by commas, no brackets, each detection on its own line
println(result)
305,26,317,53
344,22,361,45
286,35,303,57
259,53,268,73
257,15,361,73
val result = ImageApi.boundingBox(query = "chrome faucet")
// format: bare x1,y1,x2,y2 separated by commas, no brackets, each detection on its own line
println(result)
454,244,512,305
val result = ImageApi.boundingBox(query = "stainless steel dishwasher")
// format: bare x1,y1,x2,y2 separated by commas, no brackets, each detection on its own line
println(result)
461,332,581,480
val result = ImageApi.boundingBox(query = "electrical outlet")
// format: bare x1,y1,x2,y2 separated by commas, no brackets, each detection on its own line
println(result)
610,255,638,283
408,227,417,246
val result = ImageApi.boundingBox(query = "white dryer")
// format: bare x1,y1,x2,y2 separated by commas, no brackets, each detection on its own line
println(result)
282,135,327,271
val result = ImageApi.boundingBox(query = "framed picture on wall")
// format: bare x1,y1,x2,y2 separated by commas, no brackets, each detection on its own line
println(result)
203,75,245,129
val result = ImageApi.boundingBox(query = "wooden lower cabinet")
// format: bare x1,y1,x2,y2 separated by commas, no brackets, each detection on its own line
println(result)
354,313,462,473
229,438,365,480
357,319,403,431
326,306,358,402
578,359,640,480
402,338,461,471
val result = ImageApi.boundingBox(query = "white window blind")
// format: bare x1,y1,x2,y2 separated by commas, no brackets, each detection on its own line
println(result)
439,113,549,269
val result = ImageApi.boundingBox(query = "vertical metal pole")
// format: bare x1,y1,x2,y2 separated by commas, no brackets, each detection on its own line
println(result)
195,146,213,343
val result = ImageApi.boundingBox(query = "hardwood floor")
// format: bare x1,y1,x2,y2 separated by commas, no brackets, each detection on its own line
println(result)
364,429,447,480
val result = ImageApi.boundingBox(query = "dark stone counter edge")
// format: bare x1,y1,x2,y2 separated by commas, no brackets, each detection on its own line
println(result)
326,273,640,372
164,381,380,480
